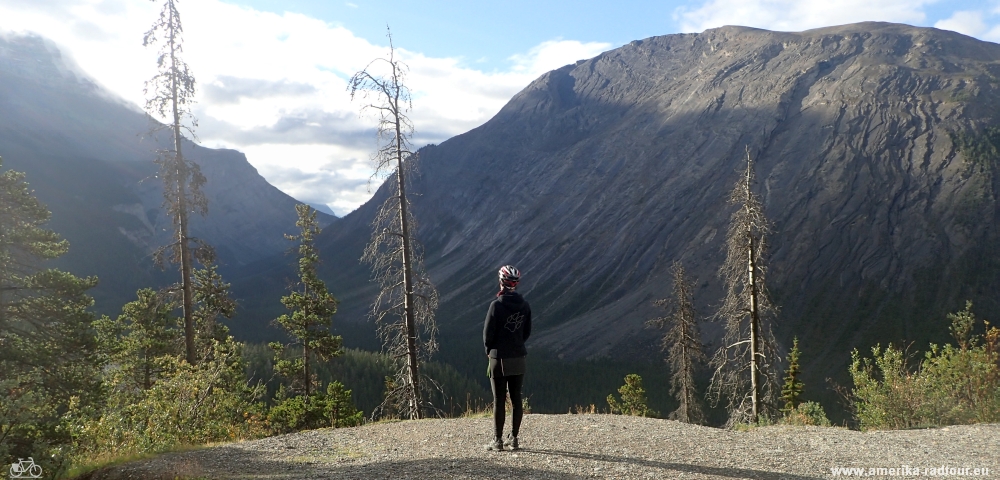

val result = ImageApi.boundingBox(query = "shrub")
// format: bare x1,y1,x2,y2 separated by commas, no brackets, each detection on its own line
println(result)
267,381,363,434
607,374,656,417
77,339,268,459
568,404,600,414
781,401,831,427
850,302,1000,430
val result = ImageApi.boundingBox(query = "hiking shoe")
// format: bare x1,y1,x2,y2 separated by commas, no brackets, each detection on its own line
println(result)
504,434,519,450
486,437,503,452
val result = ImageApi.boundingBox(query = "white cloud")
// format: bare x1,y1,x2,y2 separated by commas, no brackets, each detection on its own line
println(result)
508,39,613,75
0,0,611,216
676,0,935,33
986,25,1000,42
935,10,988,36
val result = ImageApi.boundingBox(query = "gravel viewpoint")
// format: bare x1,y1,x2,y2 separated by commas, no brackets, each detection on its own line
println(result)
79,414,999,479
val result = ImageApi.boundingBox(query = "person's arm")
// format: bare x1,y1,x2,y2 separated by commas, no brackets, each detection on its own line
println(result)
483,301,497,355
523,303,531,341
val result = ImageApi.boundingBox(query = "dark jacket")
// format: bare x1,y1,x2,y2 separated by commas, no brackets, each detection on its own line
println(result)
483,291,532,359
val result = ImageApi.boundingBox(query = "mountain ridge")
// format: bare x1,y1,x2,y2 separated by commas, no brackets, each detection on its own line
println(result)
0,33,334,312
5,23,999,395
232,22,1000,389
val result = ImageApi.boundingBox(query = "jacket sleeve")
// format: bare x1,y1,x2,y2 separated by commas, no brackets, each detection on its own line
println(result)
523,303,531,342
483,301,497,355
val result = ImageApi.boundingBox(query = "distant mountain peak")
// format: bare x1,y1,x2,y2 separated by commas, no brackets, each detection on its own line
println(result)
0,33,332,313
0,32,137,109
305,202,338,218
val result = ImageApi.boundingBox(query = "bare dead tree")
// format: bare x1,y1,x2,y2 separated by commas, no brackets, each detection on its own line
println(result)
708,147,780,426
349,28,439,420
143,0,208,365
648,261,706,424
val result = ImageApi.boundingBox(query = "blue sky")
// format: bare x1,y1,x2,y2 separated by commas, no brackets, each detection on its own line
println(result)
228,0,997,69
230,0,994,62
228,0,682,69
1,0,998,215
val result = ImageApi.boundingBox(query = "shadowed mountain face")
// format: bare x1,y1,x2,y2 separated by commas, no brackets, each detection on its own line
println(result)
240,22,1000,384
0,34,333,313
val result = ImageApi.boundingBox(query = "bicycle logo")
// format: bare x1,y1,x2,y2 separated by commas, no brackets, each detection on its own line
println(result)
9,458,42,479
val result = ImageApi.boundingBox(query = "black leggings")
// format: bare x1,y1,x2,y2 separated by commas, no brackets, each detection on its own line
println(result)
490,373,524,439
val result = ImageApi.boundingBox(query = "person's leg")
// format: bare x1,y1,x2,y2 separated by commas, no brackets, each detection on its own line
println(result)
508,374,524,438
490,371,508,440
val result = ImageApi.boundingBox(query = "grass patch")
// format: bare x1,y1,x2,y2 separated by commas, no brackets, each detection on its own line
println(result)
65,443,210,480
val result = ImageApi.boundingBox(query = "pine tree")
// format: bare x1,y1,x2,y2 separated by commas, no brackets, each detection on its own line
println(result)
269,205,342,398
648,261,706,424
265,205,361,433
781,337,804,415
708,147,781,426
607,374,655,417
143,0,209,365
192,265,237,359
349,28,439,420
324,381,364,428
94,289,180,391
0,157,101,466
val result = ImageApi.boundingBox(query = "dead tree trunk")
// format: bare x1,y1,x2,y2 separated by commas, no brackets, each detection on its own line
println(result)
350,29,438,420
745,156,761,420
144,0,207,365
649,261,706,424
709,146,780,426
171,62,196,366
395,117,422,418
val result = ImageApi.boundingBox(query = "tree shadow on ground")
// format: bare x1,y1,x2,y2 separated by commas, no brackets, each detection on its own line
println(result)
73,443,825,479
525,448,823,479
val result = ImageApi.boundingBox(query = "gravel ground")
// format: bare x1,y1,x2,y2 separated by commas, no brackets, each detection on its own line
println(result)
82,414,999,479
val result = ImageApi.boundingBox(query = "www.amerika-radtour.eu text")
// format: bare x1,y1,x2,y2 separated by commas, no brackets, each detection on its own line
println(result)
830,466,991,477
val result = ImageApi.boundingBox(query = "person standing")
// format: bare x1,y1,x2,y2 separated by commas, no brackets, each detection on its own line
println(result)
483,265,531,451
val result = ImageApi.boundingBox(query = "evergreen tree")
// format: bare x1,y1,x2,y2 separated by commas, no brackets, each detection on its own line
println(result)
324,381,364,428
265,205,362,433
781,337,804,415
94,289,180,391
269,205,342,398
143,0,209,365
349,28,439,420
708,147,781,426
87,287,263,459
607,374,656,417
648,261,706,424
0,158,101,469
192,265,237,359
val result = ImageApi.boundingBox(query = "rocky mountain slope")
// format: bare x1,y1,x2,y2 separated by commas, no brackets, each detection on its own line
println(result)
0,34,333,311
236,22,1000,387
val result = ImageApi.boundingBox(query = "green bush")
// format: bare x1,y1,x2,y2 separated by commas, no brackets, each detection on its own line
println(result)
607,374,657,417
850,302,1000,430
77,339,268,460
267,381,363,434
780,401,831,426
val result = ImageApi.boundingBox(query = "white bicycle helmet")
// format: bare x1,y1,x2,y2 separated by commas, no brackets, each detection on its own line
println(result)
498,265,520,289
